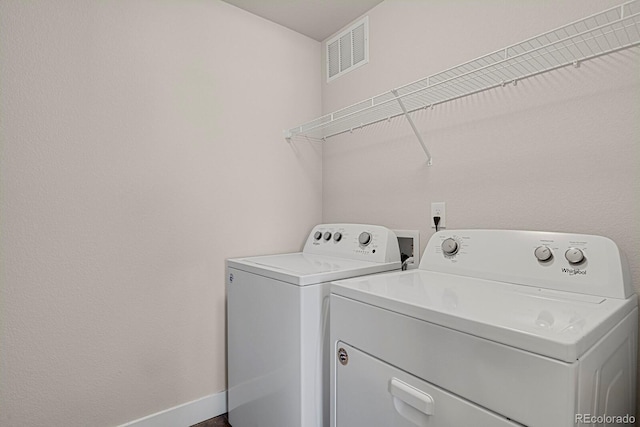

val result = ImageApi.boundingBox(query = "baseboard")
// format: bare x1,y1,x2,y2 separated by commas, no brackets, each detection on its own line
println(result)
119,391,227,427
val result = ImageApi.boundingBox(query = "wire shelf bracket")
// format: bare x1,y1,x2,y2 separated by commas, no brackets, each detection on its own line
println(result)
284,0,640,166
391,89,432,166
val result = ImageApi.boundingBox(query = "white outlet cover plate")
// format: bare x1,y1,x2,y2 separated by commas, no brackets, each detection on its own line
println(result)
431,202,446,228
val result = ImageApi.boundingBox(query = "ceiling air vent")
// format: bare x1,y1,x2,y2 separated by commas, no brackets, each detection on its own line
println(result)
326,17,369,82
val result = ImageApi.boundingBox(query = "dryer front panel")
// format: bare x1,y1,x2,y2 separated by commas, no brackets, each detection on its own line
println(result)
330,294,577,426
334,342,521,427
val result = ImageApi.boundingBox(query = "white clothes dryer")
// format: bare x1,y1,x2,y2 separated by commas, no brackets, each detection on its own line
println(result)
227,224,401,427
330,229,637,427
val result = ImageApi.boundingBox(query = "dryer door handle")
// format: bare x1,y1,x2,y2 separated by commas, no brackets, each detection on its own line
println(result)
389,377,434,416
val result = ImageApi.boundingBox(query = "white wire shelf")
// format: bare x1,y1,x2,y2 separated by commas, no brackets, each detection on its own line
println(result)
285,0,640,165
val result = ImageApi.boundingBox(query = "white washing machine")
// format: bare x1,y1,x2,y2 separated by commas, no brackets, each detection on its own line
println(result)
330,230,637,427
227,224,401,427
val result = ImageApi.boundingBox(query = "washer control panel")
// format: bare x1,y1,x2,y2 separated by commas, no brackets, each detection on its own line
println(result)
423,230,632,299
303,224,401,263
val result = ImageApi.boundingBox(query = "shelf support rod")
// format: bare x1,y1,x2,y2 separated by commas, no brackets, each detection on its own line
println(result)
391,89,432,165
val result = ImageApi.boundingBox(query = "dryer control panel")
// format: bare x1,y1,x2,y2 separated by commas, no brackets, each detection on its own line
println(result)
303,224,401,264
422,229,632,299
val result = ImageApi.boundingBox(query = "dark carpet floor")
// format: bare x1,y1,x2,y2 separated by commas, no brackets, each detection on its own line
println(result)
190,413,231,427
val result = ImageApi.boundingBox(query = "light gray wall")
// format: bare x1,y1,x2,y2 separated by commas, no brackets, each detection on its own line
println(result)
321,0,640,412
2,0,638,425
0,1,321,425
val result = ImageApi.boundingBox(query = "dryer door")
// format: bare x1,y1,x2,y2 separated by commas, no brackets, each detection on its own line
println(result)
334,342,522,427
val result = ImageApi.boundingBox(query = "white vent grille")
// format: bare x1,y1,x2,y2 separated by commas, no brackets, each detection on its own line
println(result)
326,17,369,82
328,40,340,77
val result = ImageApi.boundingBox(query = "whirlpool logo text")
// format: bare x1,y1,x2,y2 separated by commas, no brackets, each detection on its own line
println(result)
562,268,587,276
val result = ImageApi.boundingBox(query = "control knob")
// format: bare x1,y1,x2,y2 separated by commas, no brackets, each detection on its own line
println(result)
358,232,372,246
323,232,332,241
534,245,553,262
334,232,342,242
441,238,459,256
565,247,585,264
313,231,322,241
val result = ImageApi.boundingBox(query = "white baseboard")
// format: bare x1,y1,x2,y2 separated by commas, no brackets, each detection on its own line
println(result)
119,391,227,427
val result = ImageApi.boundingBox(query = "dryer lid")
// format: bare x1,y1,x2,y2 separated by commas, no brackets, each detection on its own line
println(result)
331,270,637,362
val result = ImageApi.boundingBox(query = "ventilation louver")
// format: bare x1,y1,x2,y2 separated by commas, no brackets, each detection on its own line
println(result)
326,17,369,82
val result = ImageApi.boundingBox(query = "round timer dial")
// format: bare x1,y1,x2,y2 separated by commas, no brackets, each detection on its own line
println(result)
534,245,553,262
441,238,459,256
358,232,372,246
565,247,585,264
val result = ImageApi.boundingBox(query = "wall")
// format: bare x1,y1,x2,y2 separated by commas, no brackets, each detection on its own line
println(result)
0,1,321,426
322,0,640,414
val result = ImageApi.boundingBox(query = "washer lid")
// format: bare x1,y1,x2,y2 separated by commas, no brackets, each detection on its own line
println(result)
331,270,637,362
228,253,401,286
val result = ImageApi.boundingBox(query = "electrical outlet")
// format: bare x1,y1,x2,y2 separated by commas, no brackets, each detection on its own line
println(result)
431,202,446,229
